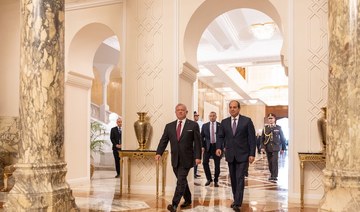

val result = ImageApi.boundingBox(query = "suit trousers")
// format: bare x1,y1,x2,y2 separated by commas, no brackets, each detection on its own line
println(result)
172,163,191,205
228,160,247,206
266,151,279,178
112,149,120,175
202,143,221,182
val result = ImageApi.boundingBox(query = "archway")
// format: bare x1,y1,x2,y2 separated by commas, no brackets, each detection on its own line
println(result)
182,0,289,199
65,22,120,180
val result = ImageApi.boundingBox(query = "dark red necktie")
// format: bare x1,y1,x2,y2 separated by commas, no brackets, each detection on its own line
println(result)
176,120,182,141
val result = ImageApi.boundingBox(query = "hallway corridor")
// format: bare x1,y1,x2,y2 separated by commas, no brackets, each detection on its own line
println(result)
70,152,318,211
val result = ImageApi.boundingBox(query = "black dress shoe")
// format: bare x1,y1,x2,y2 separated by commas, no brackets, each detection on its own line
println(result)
180,201,192,208
214,182,219,187
167,204,177,212
115,175,120,178
205,180,212,186
232,205,241,212
230,202,235,208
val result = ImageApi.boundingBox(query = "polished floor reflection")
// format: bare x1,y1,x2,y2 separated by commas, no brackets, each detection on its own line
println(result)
0,152,317,211
70,151,318,211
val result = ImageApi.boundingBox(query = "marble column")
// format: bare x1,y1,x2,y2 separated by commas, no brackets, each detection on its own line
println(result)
319,0,360,211
5,0,78,210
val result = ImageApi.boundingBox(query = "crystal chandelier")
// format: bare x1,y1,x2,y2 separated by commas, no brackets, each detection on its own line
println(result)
250,22,276,40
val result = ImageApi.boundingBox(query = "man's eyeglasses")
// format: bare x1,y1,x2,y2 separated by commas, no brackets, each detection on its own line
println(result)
268,117,274,119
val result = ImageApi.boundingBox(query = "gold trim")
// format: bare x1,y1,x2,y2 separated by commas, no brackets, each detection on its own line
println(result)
119,150,168,197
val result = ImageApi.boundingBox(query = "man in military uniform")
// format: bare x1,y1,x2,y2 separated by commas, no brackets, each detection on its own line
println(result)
261,113,286,181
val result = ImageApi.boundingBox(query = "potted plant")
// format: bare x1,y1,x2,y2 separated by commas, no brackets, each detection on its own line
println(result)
90,120,109,178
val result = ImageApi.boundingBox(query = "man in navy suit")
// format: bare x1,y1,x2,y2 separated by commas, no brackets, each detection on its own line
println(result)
110,117,122,178
201,111,221,187
216,100,256,212
155,103,202,212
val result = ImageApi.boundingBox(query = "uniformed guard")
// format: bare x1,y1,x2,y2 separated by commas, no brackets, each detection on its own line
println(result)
261,113,286,181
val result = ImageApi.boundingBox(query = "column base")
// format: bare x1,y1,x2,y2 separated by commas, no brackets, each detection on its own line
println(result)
4,162,79,211
319,169,360,211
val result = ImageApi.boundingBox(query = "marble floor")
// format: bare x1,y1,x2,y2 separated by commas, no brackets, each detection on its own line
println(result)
0,151,319,211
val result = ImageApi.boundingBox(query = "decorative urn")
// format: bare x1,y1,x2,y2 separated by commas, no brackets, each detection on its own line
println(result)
134,112,151,150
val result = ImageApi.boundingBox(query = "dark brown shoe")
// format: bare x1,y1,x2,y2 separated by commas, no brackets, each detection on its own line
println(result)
205,180,212,186
214,182,219,187
167,204,177,212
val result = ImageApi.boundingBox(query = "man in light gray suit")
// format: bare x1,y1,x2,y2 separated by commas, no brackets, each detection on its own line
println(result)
216,100,256,212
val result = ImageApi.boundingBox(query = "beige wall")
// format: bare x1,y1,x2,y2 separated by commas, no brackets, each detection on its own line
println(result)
240,105,266,133
107,77,122,116
123,0,181,194
65,73,92,181
91,69,102,106
198,81,225,121
0,0,20,117
288,0,328,204
91,68,122,116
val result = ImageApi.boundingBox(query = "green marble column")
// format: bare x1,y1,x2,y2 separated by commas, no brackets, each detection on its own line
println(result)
320,0,360,211
4,0,78,210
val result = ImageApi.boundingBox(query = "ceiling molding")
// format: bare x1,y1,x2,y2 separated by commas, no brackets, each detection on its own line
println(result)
198,55,281,66
203,64,251,99
216,14,246,50
65,0,123,11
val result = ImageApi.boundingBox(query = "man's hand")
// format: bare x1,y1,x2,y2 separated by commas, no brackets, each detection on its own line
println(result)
195,159,201,165
216,149,222,157
155,154,161,161
249,156,255,164
116,144,121,149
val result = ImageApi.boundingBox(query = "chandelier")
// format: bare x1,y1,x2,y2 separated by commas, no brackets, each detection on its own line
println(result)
250,22,276,40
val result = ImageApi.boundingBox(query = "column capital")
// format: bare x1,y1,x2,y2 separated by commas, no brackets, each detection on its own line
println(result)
180,62,198,83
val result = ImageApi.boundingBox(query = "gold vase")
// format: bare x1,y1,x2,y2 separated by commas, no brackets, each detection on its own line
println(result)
134,112,151,150
317,107,327,155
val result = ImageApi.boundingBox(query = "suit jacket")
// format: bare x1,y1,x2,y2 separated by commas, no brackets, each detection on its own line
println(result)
260,124,286,152
156,119,202,169
201,121,221,152
217,115,256,163
110,126,122,151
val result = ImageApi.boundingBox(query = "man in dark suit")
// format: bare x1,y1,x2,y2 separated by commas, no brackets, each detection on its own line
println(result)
155,103,202,212
216,100,256,212
110,117,122,178
193,111,202,178
201,111,221,187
